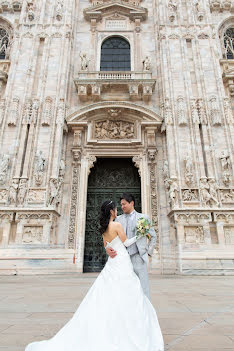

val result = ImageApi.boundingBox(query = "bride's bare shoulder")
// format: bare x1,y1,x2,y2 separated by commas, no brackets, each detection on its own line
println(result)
109,221,121,228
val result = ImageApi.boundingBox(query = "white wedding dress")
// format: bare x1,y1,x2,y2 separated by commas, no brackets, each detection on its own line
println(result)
25,235,164,351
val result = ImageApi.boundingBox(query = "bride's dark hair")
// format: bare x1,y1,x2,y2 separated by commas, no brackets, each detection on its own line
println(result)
99,200,116,235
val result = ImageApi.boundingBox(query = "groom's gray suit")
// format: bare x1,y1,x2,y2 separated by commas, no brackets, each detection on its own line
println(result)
115,210,156,299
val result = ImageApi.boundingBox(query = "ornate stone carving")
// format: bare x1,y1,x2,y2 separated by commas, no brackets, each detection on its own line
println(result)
95,120,135,139
184,154,194,186
68,151,81,248
224,227,234,245
23,99,32,124
22,226,43,244
185,226,205,243
56,99,66,125
208,178,220,206
219,151,232,187
177,96,187,126
32,99,39,124
8,178,19,205
147,150,159,251
107,108,122,118
199,177,210,206
168,0,177,22
223,98,233,125
142,56,151,71
214,212,234,223
8,97,19,126
210,0,232,12
79,52,89,71
220,189,234,203
87,155,97,175
182,189,199,201
41,97,52,126
174,211,212,224
48,178,60,206
199,177,220,207
55,0,63,21
197,99,207,124
195,0,204,21
132,155,142,177
0,189,8,203
191,99,200,124
34,151,46,186
0,154,10,185
27,1,35,21
0,99,5,125
17,178,28,206
163,98,173,125
210,96,222,126
163,160,170,189
27,189,46,203
168,178,179,208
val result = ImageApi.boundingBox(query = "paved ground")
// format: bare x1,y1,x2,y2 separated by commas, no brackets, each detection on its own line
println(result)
0,274,234,351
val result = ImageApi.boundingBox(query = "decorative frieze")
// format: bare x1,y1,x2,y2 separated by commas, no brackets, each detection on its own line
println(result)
210,0,233,12
185,226,205,244
174,211,212,224
27,189,46,204
219,189,234,203
213,212,234,223
95,120,135,140
182,189,199,202
22,226,43,244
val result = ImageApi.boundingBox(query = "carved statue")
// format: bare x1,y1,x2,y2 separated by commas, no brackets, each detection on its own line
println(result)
17,179,28,205
223,98,233,125
191,99,200,124
142,56,151,71
80,52,89,71
42,97,52,126
208,178,220,206
55,0,63,20
27,1,35,21
95,120,134,139
163,160,170,189
48,178,59,206
210,96,221,126
164,98,173,125
168,178,179,207
168,0,177,22
200,177,211,206
177,96,187,125
184,154,194,186
57,99,65,125
8,97,19,126
8,178,19,205
220,151,232,186
0,154,10,185
34,151,46,186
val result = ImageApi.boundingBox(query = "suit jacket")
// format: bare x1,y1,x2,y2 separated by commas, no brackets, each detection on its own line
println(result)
115,211,157,262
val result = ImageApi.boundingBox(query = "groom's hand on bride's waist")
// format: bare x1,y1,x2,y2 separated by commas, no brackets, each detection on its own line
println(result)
106,247,117,258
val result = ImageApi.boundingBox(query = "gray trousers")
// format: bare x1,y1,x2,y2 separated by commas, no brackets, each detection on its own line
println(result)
130,253,150,300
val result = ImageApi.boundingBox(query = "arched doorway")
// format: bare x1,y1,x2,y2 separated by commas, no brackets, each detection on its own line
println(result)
83,158,141,272
100,36,131,71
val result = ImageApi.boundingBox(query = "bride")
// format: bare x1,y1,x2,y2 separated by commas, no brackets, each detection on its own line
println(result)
25,200,164,351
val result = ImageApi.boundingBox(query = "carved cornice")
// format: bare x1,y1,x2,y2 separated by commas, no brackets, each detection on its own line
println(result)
210,0,234,13
170,210,212,224
83,0,148,22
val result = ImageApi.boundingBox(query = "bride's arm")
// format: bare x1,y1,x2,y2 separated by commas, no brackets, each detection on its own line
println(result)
115,223,138,248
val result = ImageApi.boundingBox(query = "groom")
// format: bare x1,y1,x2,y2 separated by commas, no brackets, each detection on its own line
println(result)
105,192,157,299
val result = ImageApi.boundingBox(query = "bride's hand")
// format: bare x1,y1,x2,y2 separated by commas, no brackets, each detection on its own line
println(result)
106,247,117,258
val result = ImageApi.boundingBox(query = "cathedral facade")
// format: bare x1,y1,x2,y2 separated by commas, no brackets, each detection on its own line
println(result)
0,0,233,275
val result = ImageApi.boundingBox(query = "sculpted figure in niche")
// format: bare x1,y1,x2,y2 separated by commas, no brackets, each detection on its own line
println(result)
80,52,89,71
0,154,10,185
177,97,187,125
142,56,151,71
184,154,194,185
210,97,221,126
8,178,19,205
34,151,46,186
220,151,232,186
48,178,60,206
200,177,211,206
8,97,19,126
56,0,63,20
208,178,220,206
168,178,179,208
17,178,28,205
163,160,170,189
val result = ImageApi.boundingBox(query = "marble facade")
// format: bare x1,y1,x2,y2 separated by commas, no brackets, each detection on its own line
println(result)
0,0,233,275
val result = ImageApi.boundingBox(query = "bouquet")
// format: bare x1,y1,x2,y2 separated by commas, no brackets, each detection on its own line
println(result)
135,217,151,239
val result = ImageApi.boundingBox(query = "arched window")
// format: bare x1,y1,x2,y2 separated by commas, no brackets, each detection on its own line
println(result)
223,27,234,59
100,36,131,71
0,27,9,60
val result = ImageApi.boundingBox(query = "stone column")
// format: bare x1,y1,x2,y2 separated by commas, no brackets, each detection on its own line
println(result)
0,214,13,247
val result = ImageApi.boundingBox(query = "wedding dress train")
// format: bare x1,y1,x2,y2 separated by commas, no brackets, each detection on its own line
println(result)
25,235,164,351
